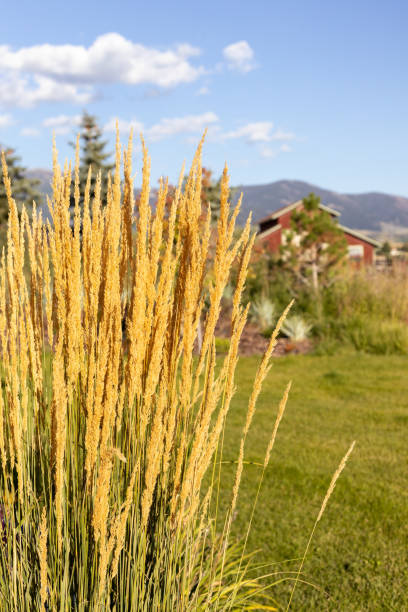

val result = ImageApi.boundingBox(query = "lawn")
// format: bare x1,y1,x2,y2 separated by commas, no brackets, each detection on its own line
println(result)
216,350,408,610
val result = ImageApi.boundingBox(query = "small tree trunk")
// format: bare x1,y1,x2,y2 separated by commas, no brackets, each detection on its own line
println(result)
311,256,319,293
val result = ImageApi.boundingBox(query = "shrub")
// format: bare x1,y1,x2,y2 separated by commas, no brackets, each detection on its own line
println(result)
342,315,408,355
0,134,355,610
282,315,313,342
215,337,231,353
319,266,408,354
249,296,277,331
0,135,296,610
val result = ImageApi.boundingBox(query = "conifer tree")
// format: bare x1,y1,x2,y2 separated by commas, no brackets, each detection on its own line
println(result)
75,111,114,203
201,167,222,223
281,192,347,292
0,146,40,218
0,146,40,244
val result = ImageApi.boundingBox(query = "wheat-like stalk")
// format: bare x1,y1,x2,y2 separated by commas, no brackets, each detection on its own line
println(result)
0,130,352,610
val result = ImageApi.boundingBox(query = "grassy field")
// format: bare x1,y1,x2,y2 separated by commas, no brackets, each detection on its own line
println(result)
217,350,408,610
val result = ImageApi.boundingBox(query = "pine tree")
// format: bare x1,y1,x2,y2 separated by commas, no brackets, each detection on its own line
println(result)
74,111,114,204
0,146,40,242
0,146,40,217
281,192,347,292
201,168,222,223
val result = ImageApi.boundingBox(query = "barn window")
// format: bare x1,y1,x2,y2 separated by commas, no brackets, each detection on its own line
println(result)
348,244,364,258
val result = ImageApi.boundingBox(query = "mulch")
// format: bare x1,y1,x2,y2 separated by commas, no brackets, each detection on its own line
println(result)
215,319,313,357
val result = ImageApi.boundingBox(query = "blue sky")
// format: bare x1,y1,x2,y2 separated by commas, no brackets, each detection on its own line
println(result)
0,0,406,195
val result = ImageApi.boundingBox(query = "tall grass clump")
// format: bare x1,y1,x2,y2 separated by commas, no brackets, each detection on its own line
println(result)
0,130,297,610
321,265,408,354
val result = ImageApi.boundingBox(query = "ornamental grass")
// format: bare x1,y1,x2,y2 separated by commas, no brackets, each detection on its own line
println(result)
0,130,352,610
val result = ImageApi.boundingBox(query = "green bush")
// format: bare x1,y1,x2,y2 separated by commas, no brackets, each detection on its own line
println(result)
342,315,408,355
249,296,277,331
215,336,231,353
281,315,313,342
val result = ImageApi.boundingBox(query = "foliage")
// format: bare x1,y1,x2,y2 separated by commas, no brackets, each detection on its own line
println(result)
378,240,392,256
244,237,408,354
280,193,347,292
250,296,277,331
340,315,408,354
73,110,114,204
215,337,231,353
281,315,312,342
0,136,296,610
0,146,40,244
318,265,408,353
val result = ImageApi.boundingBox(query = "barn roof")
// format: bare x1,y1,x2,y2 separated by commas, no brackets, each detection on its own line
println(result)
338,225,380,248
258,223,282,238
258,200,340,224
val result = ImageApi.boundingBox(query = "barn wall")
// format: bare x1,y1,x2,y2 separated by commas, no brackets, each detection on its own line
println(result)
344,233,374,264
259,227,282,252
278,209,296,229
258,208,376,265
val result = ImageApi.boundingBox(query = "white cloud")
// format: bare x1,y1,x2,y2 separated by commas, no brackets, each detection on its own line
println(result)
271,129,296,141
0,113,13,127
280,143,292,153
196,85,210,96
21,127,41,137
104,112,219,142
224,121,274,143
42,114,81,134
222,122,296,147
104,117,144,135
223,41,255,73
260,147,277,159
0,74,93,108
0,33,204,108
147,112,219,141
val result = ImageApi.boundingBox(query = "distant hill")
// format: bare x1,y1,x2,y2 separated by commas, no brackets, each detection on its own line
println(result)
26,169,408,238
234,180,408,237
26,169,53,207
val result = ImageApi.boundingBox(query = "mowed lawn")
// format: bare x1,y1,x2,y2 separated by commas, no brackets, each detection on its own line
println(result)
216,351,408,610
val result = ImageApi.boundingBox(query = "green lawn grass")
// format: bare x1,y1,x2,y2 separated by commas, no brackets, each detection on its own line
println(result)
217,350,408,610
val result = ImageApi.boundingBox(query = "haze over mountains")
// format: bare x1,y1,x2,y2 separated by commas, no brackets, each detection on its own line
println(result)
235,180,408,237
27,169,408,238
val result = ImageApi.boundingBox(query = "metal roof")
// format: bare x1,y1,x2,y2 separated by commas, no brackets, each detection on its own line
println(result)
258,223,282,238
258,200,340,224
338,225,380,248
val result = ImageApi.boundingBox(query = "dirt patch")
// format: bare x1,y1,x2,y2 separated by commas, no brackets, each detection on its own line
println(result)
214,318,313,357
238,325,313,357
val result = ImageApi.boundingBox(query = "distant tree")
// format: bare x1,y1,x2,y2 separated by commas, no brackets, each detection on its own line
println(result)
280,193,347,293
0,146,40,243
201,168,222,223
73,111,114,204
378,240,392,265
0,146,40,213
378,241,392,256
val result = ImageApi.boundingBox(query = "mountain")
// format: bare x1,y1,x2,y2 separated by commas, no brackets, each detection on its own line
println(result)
234,180,408,237
26,169,408,238
26,169,53,206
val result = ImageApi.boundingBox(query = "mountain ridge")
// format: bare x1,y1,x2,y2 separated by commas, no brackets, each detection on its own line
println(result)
233,179,408,235
26,169,408,237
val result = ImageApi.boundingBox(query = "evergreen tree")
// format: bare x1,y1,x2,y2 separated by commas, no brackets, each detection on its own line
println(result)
0,146,40,217
201,168,222,223
281,192,347,292
378,240,392,265
0,146,40,242
74,111,114,203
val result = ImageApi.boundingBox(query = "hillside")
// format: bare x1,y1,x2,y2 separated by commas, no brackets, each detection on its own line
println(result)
234,180,408,236
26,169,408,237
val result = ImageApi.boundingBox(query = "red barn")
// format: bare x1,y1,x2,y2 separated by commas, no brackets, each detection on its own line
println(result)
258,200,379,265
